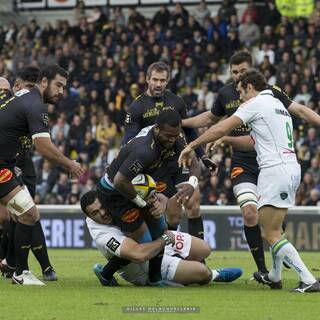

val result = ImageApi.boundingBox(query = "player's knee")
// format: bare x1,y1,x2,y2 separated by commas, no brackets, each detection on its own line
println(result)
242,204,258,226
18,206,39,225
197,266,212,285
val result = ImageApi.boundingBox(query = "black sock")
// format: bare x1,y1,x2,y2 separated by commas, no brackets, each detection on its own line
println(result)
6,219,16,267
31,221,52,273
167,223,178,231
148,248,164,283
188,217,204,240
101,256,130,280
15,222,33,275
0,228,8,260
244,225,268,273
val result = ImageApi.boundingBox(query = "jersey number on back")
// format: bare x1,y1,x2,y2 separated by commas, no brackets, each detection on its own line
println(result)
285,121,293,150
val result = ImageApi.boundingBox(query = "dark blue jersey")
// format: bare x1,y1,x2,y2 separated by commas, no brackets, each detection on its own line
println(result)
0,88,49,168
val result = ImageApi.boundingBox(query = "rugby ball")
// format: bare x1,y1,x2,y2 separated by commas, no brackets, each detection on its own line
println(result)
132,174,156,199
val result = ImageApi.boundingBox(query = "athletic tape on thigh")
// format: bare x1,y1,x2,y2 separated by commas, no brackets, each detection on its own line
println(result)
236,189,258,208
6,188,35,216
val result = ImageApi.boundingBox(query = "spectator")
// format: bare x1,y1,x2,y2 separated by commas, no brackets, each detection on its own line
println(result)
197,81,215,110
194,1,211,27
239,15,260,47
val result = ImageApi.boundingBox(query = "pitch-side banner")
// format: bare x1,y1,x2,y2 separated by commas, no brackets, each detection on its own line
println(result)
40,213,320,251
47,0,77,7
16,0,46,9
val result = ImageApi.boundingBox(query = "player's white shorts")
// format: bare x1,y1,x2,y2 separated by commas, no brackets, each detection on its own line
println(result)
119,231,192,286
257,163,301,209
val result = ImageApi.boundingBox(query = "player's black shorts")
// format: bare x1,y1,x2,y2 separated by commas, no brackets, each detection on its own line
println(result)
97,179,144,233
230,156,259,187
0,167,20,198
153,161,188,198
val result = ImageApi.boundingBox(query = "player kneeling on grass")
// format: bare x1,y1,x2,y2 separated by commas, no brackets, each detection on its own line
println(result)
81,190,242,286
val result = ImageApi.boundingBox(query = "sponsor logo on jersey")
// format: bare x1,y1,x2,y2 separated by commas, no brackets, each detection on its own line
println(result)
122,208,140,223
0,168,13,183
106,237,120,252
156,181,167,193
42,113,49,126
125,113,131,124
280,192,288,200
225,100,241,110
129,160,143,175
230,167,244,179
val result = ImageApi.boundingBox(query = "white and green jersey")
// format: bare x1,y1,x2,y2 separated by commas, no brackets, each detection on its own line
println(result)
234,89,297,169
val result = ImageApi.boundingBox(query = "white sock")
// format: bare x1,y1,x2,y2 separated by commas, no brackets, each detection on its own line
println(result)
271,239,316,284
268,247,282,282
211,269,219,282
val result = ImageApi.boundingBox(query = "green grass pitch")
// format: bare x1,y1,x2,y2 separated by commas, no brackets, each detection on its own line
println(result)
1,250,319,320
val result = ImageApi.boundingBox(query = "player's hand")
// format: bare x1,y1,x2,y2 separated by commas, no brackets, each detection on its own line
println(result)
175,182,194,205
178,145,194,168
146,195,163,219
201,156,218,174
68,160,85,179
206,138,224,153
164,230,175,246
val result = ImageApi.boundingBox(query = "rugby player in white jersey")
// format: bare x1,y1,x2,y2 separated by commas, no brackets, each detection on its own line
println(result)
178,69,320,293
81,190,242,286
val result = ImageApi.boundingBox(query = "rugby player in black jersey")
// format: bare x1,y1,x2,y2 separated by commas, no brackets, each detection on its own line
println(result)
0,64,84,285
182,50,320,274
97,109,199,286
0,78,12,265
124,62,215,241
0,66,57,281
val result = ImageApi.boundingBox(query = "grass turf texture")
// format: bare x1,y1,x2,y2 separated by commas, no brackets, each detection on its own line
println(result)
1,250,319,320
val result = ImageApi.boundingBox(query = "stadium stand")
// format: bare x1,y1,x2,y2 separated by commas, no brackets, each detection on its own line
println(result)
1,0,320,206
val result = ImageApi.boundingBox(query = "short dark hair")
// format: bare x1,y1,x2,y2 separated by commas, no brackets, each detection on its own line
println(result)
16,65,40,83
37,64,68,82
155,108,181,128
80,190,98,215
230,51,252,66
238,69,267,92
146,62,171,80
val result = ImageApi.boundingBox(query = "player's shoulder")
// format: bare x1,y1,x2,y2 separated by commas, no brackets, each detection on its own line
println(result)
131,92,148,105
165,90,184,102
218,81,236,96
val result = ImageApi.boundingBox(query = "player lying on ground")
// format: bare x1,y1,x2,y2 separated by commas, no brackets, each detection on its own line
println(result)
178,69,320,293
81,190,242,286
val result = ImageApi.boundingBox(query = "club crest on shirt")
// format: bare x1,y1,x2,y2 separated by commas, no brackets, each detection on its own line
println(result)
280,192,288,200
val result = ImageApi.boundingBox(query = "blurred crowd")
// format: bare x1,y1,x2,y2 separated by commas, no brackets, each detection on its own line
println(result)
1,0,320,206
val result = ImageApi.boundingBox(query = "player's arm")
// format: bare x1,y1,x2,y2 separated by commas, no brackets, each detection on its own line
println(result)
34,137,84,178
26,102,84,178
272,85,320,126
182,111,221,128
120,231,174,263
113,150,154,207
178,116,243,168
211,135,255,152
287,101,320,126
